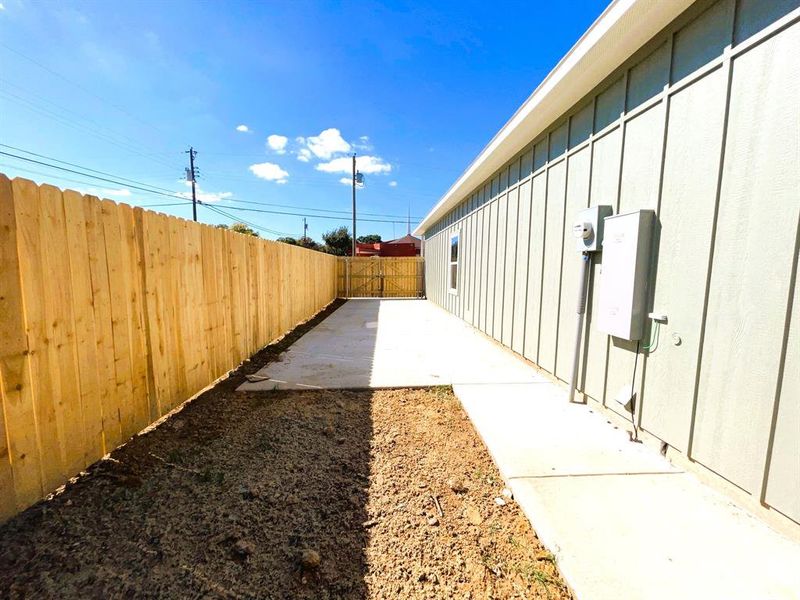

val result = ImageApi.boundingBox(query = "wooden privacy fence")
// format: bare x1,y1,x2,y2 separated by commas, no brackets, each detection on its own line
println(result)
0,175,338,521
337,256,425,298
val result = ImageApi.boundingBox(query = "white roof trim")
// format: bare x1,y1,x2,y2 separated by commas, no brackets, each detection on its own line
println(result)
414,0,694,236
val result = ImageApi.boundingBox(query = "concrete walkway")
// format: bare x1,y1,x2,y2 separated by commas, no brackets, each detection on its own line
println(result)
238,298,543,390
239,299,800,600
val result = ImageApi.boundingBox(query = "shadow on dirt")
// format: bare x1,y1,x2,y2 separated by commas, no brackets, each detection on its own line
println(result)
0,300,376,599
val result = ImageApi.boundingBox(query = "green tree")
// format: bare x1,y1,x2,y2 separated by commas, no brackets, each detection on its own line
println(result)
276,236,298,245
216,222,260,237
322,226,353,256
297,236,321,251
356,234,382,244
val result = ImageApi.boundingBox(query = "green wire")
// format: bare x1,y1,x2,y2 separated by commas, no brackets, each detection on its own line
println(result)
643,320,660,351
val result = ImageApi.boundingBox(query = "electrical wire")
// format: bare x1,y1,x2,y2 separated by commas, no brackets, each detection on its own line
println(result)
1,157,286,238
629,341,642,443
139,202,195,209
0,82,177,166
218,203,416,225
0,150,189,200
1,43,171,140
204,169,437,202
0,163,195,212
1,146,422,221
0,90,180,174
1,46,442,212
642,321,660,352
1,147,423,231
0,144,180,193
223,196,423,220
1,93,167,170
0,162,136,196
201,203,293,237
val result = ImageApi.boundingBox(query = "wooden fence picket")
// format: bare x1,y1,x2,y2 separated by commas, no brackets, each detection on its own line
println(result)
0,176,339,522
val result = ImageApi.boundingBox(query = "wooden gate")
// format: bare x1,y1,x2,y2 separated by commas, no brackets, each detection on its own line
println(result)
337,257,424,298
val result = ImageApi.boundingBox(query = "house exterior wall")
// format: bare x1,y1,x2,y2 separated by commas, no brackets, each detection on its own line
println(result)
422,0,800,528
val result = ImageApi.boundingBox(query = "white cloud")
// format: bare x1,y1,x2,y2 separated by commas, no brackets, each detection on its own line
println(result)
249,162,289,184
353,134,373,151
267,134,288,154
316,155,391,175
0,4,6,10
195,190,232,202
389,181,398,187
339,177,364,187
177,181,232,202
81,187,131,198
305,128,350,159
290,129,383,168
236,124,250,132
97,187,131,198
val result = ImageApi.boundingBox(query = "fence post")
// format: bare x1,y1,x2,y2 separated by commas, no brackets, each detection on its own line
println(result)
346,257,350,298
0,175,33,519
379,258,384,297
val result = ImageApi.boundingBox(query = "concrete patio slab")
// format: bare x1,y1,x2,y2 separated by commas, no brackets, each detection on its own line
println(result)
237,299,800,600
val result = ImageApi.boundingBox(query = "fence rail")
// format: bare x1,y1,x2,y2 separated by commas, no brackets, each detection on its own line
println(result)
0,175,338,521
337,256,425,298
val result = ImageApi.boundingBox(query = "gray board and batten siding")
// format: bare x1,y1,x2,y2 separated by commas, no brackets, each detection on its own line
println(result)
422,0,800,529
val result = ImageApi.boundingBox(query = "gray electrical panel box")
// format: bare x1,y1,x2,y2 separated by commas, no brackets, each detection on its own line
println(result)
596,209,655,340
573,205,613,252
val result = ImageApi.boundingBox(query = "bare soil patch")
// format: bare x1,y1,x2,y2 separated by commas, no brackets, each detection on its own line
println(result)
0,303,570,599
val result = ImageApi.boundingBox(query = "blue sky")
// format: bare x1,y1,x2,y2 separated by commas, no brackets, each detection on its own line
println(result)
0,0,607,241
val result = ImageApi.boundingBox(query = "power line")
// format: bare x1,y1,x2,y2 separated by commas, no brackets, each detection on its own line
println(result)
0,160,281,237
0,148,423,228
0,151,189,201
0,144,180,193
0,163,195,215
215,202,415,225
0,159,283,236
1,145,426,220
202,203,293,237
202,169,438,201
0,80,179,170
0,92,181,173
224,196,424,220
0,162,139,197
139,202,195,208
1,43,171,140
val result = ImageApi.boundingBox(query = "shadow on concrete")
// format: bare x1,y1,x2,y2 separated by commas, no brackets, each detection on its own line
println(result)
238,299,383,391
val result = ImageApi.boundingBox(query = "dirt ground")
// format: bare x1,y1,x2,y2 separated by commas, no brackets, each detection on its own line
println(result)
0,302,571,599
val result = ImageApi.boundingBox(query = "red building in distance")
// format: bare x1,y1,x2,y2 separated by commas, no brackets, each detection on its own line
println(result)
355,234,422,257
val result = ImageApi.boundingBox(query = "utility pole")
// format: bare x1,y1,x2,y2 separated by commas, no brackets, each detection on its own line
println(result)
303,217,308,239
350,154,364,256
351,153,357,257
185,146,198,222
